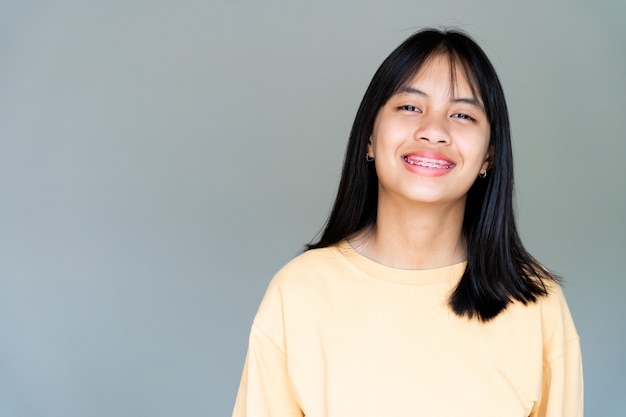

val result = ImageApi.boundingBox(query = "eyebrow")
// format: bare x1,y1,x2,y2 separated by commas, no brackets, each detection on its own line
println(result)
398,86,485,110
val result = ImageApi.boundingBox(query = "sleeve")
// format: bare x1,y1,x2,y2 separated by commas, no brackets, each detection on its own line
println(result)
531,286,584,417
231,324,303,417
232,267,305,417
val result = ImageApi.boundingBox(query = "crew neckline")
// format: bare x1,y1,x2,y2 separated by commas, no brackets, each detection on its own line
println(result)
333,239,467,285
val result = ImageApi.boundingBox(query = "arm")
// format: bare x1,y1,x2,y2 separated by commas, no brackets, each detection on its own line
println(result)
232,324,303,417
531,338,584,417
531,287,584,417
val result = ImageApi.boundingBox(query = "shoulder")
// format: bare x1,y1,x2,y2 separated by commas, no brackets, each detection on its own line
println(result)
256,244,348,308
251,245,348,346
268,245,349,290
538,281,575,324
536,281,580,362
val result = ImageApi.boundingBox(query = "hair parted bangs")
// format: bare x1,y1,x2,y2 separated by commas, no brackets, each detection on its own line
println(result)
394,47,483,112
307,28,558,321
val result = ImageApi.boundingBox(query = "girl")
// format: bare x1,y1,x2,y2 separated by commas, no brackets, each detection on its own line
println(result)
232,28,583,417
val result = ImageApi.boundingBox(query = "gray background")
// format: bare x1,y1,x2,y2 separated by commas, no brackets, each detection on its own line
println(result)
1,0,624,416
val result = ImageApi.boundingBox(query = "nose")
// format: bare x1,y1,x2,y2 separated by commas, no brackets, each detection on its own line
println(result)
414,113,450,144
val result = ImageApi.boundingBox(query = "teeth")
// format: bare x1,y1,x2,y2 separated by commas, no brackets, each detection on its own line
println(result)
403,156,454,169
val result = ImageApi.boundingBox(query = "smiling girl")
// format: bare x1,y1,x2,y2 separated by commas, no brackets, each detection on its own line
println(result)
232,28,583,417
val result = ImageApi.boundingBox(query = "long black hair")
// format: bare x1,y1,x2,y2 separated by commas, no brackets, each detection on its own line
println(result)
307,28,557,321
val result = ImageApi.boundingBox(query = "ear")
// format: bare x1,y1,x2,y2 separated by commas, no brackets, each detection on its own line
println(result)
367,137,374,159
481,144,494,172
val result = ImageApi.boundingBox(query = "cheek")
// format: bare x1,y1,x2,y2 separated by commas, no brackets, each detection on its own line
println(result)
473,131,491,160
368,130,385,156
459,136,490,168
370,122,405,155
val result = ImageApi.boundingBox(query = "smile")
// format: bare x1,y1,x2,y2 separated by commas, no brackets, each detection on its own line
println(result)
402,155,455,169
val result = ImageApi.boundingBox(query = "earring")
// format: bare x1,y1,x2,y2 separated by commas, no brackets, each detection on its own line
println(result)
479,170,487,178
366,154,374,162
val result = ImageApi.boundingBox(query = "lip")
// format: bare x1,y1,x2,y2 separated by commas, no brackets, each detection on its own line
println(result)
402,151,456,176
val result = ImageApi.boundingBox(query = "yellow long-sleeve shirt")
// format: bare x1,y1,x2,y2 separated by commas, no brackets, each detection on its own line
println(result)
233,241,583,417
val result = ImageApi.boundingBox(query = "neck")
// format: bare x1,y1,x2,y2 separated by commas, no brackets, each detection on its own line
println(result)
350,199,467,270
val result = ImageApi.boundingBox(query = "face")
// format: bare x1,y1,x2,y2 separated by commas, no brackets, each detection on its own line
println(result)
367,54,491,209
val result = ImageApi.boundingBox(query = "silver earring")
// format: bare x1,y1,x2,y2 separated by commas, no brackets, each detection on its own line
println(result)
479,170,487,178
366,154,374,162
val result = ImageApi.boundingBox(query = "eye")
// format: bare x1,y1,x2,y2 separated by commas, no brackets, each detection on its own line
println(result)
399,105,421,113
452,113,477,122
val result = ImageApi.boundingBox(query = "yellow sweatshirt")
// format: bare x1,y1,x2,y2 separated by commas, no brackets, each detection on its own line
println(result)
233,241,583,417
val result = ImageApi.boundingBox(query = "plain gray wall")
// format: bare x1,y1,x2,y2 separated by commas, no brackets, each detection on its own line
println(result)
1,0,624,416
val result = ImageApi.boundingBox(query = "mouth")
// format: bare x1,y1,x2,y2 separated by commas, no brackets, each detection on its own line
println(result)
402,155,455,169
